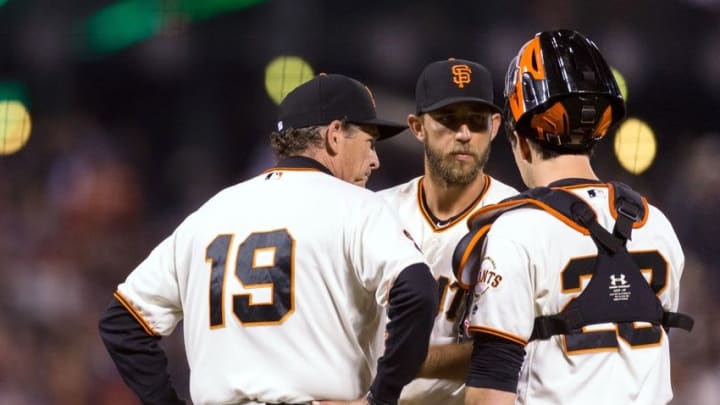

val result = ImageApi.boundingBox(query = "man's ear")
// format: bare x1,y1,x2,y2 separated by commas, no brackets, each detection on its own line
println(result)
407,114,425,142
489,112,502,141
325,120,344,156
517,133,533,163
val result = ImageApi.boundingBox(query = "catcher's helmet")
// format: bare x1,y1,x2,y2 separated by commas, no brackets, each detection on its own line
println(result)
504,29,626,151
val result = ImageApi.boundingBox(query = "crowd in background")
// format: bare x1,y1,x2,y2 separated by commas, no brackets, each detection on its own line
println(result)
1,0,719,403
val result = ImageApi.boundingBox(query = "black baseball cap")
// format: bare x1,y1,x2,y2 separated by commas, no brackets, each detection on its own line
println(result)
415,58,502,114
277,73,407,140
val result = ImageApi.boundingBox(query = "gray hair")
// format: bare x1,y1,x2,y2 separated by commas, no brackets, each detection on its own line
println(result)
269,121,360,162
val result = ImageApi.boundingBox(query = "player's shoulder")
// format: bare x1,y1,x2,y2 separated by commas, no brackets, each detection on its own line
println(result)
176,172,279,226
484,176,520,203
166,178,255,235
484,186,572,240
639,200,680,241
491,204,554,231
488,183,679,240
376,176,421,202
645,201,672,225
319,175,397,211
202,174,264,206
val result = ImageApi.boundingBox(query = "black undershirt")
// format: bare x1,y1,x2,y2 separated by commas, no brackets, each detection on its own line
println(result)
466,333,526,393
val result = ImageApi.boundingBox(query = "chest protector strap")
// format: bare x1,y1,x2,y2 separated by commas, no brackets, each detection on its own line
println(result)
452,182,694,343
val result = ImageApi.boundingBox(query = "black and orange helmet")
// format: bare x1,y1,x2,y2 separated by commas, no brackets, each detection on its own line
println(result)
504,29,626,150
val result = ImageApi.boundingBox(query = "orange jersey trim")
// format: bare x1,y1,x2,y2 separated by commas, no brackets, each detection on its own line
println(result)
608,183,649,228
467,183,649,236
456,224,492,289
467,196,592,236
417,175,491,232
553,183,649,228
261,167,325,174
552,182,606,190
469,325,528,346
114,291,161,336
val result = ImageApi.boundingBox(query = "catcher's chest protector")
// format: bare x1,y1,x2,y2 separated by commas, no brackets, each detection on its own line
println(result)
452,181,694,341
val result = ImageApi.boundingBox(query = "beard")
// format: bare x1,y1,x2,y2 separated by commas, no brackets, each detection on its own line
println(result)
425,142,490,185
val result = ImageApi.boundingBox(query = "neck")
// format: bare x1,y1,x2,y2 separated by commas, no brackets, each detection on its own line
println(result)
530,154,598,187
299,149,336,174
423,170,487,220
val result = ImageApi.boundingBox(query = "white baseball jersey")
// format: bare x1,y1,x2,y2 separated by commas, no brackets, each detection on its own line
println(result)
114,161,428,405
468,182,685,405
378,175,518,405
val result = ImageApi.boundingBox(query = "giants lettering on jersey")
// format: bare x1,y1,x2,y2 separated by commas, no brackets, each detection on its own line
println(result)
474,256,502,297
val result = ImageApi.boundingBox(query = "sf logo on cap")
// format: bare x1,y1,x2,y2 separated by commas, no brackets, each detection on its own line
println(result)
451,64,472,88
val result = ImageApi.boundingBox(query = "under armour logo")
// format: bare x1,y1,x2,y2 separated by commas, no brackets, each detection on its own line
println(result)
451,65,472,88
609,273,627,286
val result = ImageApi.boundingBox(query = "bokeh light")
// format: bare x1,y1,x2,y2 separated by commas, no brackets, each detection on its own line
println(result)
0,100,32,156
83,0,269,55
614,117,656,175
611,67,628,100
0,81,30,106
264,56,314,105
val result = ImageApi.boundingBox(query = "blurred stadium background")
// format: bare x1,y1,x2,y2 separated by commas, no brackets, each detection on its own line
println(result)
1,0,718,403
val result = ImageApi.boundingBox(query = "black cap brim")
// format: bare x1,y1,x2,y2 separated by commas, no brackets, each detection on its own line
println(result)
418,96,502,115
352,118,407,140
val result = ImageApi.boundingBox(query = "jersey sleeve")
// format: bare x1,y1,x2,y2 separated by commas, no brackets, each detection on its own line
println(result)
648,205,685,313
467,232,535,346
348,197,427,307
116,231,184,336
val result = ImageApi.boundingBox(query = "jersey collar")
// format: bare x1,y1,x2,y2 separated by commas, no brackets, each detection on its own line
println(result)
547,178,604,188
418,175,490,231
274,156,333,176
